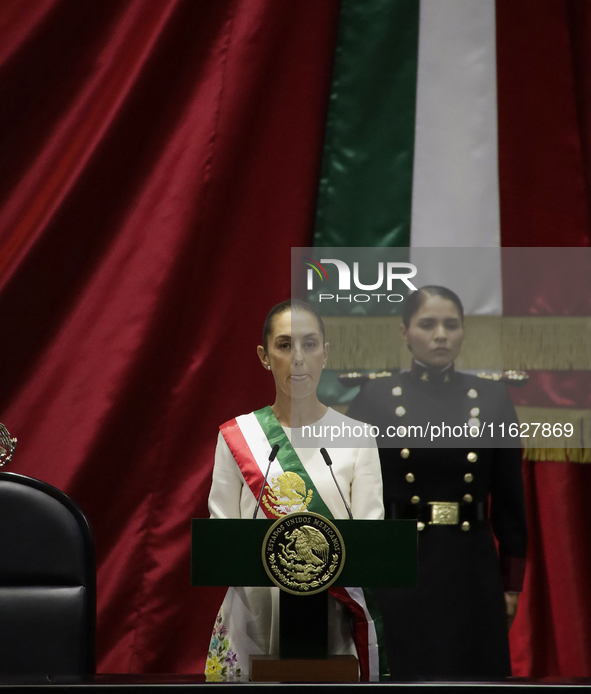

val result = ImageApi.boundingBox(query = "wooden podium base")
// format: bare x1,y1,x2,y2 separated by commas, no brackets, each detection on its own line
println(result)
249,655,359,683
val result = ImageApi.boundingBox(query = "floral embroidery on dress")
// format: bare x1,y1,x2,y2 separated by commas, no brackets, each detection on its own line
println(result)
205,609,241,681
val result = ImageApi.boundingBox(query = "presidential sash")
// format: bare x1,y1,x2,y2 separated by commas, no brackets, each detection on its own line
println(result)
219,406,385,681
220,406,333,519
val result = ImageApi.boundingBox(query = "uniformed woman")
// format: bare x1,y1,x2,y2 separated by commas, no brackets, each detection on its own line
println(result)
347,286,527,681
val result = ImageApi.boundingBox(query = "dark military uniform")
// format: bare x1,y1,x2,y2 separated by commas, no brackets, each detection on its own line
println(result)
347,362,527,681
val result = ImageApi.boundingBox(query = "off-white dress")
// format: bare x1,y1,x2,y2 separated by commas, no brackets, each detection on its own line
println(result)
205,408,384,681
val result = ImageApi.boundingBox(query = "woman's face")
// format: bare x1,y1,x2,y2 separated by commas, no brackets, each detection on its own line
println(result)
258,309,328,400
400,295,464,368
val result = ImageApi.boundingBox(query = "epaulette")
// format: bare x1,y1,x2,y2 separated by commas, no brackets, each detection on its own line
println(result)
338,371,393,388
476,370,529,387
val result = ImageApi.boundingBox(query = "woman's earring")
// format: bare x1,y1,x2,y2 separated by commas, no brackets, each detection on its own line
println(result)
267,365,271,370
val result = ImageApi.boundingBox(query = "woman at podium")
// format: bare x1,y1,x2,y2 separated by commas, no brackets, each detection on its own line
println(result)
347,286,528,680
205,299,384,681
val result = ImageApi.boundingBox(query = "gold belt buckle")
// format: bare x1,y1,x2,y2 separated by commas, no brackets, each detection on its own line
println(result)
428,502,459,525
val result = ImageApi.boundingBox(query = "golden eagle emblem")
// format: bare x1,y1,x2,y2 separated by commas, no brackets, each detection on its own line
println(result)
262,471,313,516
282,526,329,566
262,512,345,595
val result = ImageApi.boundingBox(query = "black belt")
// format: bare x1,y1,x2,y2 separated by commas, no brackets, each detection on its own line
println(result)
391,500,487,526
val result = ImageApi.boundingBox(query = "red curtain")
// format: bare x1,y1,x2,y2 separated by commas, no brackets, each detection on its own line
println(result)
0,0,340,673
496,0,591,677
496,0,591,249
511,462,591,677
2,0,591,679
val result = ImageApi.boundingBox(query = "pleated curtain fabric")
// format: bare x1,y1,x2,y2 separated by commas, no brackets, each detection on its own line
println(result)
0,0,341,674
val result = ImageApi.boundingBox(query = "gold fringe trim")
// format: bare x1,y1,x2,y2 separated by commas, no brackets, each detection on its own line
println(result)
516,407,591,463
324,316,591,371
500,317,591,371
324,317,402,370
524,448,591,463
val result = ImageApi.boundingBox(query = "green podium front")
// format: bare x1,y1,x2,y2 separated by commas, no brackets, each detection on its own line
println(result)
191,518,416,681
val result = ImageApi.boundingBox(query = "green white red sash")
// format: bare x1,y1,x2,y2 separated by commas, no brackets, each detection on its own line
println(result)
219,405,384,681
220,406,332,518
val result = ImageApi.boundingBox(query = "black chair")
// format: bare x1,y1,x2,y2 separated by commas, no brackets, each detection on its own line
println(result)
0,471,96,679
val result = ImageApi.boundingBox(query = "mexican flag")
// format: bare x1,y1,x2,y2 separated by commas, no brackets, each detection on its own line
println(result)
314,0,590,251
310,0,591,678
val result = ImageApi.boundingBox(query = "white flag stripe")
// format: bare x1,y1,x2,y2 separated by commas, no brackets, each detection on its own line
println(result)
235,413,284,492
410,0,502,314
343,587,380,680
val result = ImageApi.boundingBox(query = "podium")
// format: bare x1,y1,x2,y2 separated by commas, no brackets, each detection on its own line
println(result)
191,517,416,682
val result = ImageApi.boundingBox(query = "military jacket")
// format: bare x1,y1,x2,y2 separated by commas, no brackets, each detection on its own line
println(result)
347,362,527,582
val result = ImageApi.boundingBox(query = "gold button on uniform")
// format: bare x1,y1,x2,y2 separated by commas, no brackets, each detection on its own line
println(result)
417,522,425,531
468,418,480,428
463,494,473,503
400,448,410,459
467,389,478,399
405,472,415,483
411,495,420,504
467,452,478,462
392,386,402,396
464,473,474,483
395,406,406,417
470,407,480,417
461,521,470,531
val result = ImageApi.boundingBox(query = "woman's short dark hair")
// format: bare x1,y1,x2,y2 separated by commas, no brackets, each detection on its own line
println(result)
262,299,325,351
401,286,464,328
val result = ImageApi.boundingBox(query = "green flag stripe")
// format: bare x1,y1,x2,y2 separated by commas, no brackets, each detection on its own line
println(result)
253,406,334,519
313,0,420,248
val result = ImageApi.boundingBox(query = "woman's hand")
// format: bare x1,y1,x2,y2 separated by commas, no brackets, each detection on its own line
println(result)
504,592,520,630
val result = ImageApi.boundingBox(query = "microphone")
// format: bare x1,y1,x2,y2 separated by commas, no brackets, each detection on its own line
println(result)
320,447,353,520
253,444,280,519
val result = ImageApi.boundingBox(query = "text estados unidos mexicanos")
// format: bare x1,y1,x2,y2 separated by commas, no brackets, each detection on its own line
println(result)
301,421,575,442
